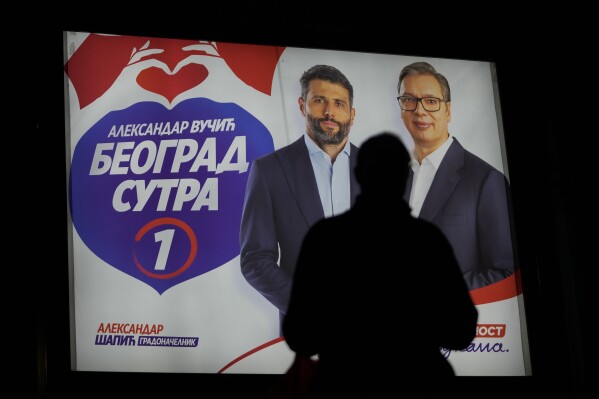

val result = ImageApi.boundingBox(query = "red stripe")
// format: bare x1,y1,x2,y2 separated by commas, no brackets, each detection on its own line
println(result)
469,269,523,305
217,336,285,373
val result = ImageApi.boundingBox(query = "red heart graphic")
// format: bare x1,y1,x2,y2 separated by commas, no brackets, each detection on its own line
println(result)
136,64,209,103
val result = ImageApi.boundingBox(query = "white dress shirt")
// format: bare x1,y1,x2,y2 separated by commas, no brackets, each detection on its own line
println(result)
409,135,454,217
304,134,351,218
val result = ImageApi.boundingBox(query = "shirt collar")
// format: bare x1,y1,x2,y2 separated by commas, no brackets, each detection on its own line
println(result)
304,132,351,158
411,135,453,169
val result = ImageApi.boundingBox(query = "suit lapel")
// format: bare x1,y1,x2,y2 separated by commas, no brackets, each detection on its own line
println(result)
277,137,325,227
278,138,361,226
419,139,464,222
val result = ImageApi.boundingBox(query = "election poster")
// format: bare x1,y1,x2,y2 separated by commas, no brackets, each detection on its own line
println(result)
64,31,530,375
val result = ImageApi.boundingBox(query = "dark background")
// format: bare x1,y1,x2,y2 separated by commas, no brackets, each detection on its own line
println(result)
31,13,587,397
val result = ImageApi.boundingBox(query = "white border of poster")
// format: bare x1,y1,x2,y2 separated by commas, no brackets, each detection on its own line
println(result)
64,31,530,376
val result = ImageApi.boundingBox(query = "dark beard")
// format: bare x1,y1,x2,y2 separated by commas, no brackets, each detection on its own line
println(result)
308,115,351,146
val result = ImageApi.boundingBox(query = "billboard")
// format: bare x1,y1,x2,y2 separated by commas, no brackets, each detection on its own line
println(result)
64,31,530,375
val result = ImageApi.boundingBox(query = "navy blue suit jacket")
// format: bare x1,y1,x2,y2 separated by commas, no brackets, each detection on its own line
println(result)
404,138,516,290
240,136,360,327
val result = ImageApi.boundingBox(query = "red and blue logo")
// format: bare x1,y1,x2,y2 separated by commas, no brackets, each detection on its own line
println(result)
66,34,283,293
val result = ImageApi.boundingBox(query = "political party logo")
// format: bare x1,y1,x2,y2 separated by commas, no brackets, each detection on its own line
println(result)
65,34,283,293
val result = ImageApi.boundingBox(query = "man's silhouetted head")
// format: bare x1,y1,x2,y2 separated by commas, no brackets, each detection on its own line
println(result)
355,132,410,197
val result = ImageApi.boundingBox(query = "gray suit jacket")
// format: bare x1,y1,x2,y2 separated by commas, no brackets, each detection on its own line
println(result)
405,138,516,290
240,136,360,327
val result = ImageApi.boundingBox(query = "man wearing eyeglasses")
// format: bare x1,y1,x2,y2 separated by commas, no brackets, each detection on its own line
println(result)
397,61,515,290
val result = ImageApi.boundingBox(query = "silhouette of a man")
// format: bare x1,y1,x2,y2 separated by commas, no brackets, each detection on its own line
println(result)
283,132,478,398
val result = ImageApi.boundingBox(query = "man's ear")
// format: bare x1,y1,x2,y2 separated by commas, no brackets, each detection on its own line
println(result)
298,97,306,116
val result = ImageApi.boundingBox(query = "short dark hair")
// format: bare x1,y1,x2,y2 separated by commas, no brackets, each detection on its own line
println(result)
300,64,354,107
397,61,451,102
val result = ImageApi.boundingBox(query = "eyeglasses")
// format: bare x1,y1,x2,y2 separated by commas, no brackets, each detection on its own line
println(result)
397,96,447,112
